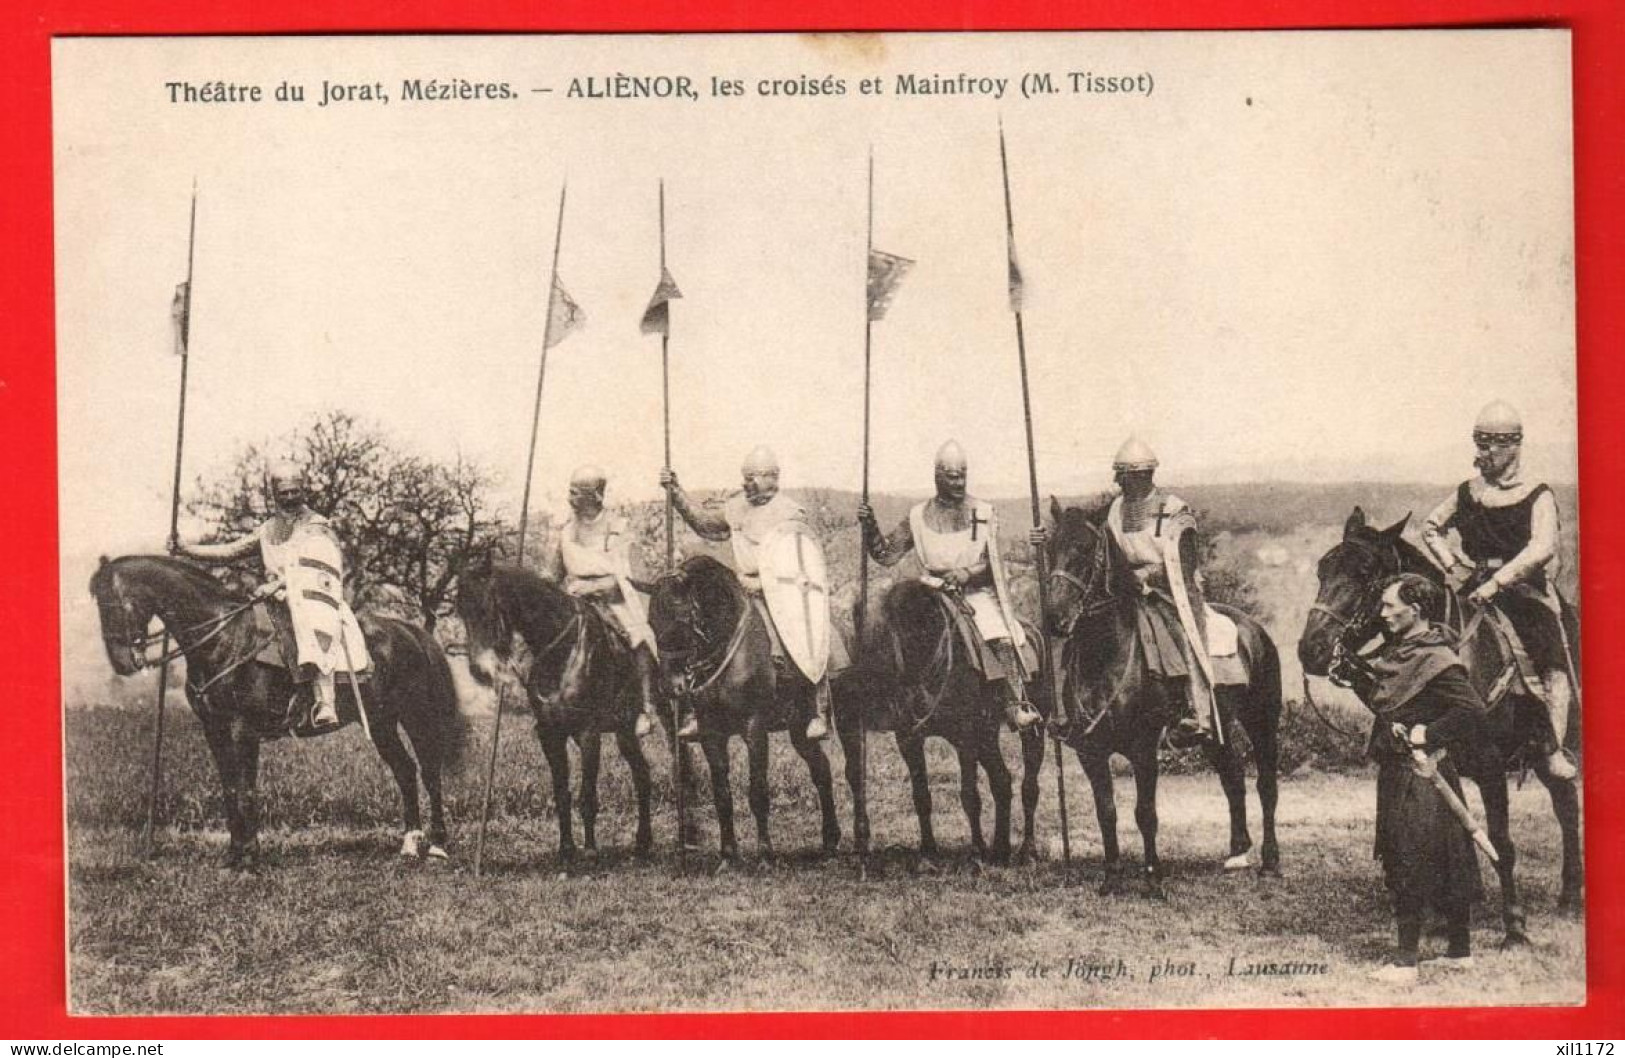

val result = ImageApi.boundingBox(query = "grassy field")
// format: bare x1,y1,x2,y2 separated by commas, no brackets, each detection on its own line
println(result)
66,706,1584,1015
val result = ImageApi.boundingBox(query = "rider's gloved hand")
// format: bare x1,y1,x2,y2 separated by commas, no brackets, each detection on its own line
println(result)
659,467,679,491
856,502,877,530
1029,525,1049,549
1468,578,1501,606
941,568,968,590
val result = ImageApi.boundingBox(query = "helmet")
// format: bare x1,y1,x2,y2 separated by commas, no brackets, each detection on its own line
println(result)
1111,436,1159,473
568,464,607,490
934,439,967,473
268,460,306,489
742,445,780,477
1472,400,1523,444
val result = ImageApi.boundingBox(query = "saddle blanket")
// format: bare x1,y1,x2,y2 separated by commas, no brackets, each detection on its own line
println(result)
253,602,372,680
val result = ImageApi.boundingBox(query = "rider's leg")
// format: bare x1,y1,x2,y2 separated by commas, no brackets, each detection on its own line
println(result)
1543,668,1577,779
806,677,832,740
991,639,1039,731
633,644,660,737
312,671,339,727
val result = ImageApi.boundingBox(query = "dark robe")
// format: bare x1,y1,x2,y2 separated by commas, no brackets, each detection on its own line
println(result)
1349,626,1489,912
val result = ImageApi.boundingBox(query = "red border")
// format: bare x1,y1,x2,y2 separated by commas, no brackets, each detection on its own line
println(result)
3,0,1621,1040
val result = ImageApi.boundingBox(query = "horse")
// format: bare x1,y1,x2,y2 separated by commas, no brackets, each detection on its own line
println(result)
833,578,1049,865
1041,498,1284,896
1297,506,1583,937
646,555,842,861
88,555,465,867
455,562,679,861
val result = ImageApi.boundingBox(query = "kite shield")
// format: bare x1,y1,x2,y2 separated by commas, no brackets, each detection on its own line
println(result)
758,524,831,685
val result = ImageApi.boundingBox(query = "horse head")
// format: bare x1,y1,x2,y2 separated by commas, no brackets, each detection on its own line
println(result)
1298,506,1412,676
88,554,232,676
1042,496,1121,638
648,556,735,661
88,556,151,676
454,562,514,686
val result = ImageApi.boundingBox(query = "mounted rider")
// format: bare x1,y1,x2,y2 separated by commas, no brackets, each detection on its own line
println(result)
660,446,847,741
1102,436,1233,746
542,465,662,739
858,440,1042,732
168,459,370,731
1421,400,1579,781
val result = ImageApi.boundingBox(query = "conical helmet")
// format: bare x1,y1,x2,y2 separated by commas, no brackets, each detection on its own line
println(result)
1112,436,1159,472
268,459,306,489
1472,400,1523,443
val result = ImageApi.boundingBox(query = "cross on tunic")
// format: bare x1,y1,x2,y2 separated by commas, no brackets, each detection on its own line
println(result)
1153,503,1174,538
773,533,826,663
970,507,989,541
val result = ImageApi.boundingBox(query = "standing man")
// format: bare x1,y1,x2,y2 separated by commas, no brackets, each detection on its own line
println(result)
1102,436,1215,746
542,465,662,738
660,446,845,740
857,440,1041,731
1421,400,1578,780
1337,574,1491,984
169,459,370,731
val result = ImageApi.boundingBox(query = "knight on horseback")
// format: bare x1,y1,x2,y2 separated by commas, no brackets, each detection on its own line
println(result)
542,465,662,739
1420,400,1579,780
1100,436,1229,747
660,446,848,741
857,439,1041,732
167,459,370,731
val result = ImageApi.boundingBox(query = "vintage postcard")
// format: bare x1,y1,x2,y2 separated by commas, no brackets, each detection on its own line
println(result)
55,30,1581,1015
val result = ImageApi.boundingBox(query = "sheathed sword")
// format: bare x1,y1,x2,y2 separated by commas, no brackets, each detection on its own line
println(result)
1412,746,1499,863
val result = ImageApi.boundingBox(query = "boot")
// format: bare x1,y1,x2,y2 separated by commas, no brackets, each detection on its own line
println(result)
806,679,832,741
993,640,1040,731
633,646,659,738
1543,669,1578,780
311,673,340,730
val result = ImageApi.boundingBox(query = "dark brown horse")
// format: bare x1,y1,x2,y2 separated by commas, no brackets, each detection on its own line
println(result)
834,578,1049,864
89,555,465,866
646,555,842,860
456,563,677,861
1042,499,1284,896
1297,507,1583,938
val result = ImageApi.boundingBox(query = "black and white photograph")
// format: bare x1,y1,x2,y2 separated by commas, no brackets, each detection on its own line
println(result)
55,30,1583,1014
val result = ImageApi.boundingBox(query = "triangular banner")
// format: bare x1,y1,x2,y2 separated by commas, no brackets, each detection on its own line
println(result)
640,267,683,336
545,275,585,350
866,249,914,322
170,281,191,355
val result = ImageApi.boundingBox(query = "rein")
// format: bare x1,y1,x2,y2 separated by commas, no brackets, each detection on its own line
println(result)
888,594,957,734
662,585,752,700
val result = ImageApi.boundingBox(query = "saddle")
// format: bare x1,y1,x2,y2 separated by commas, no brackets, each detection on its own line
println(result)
247,602,371,738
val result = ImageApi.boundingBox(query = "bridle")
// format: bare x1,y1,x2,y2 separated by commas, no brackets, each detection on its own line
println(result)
1046,521,1116,636
96,571,262,672
655,573,752,700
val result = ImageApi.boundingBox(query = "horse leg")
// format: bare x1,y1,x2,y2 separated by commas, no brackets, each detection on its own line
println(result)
231,719,263,869
956,742,987,860
1081,746,1123,895
838,712,870,858
898,732,938,859
1131,734,1166,898
1477,772,1527,946
576,730,603,855
538,731,576,862
615,729,655,856
1205,725,1253,870
1017,728,1044,864
746,718,773,861
199,718,247,868
979,728,1014,865
1540,769,1584,914
370,720,426,859
400,710,451,859
1246,707,1282,877
703,734,739,861
790,713,841,856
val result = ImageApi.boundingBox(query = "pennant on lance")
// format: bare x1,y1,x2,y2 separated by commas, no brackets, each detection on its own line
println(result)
640,266,683,336
170,281,192,355
866,249,914,322
545,275,585,349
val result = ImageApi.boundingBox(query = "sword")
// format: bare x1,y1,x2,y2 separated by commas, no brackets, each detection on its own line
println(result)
337,624,374,743
1412,746,1499,863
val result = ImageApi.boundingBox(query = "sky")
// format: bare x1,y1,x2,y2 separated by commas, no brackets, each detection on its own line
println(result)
53,30,1577,564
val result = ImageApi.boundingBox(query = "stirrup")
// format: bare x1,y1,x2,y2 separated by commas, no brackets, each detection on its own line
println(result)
1167,718,1208,749
1005,701,1040,731
806,715,830,741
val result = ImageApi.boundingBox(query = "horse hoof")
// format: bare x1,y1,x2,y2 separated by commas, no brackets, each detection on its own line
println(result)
400,830,425,858
426,845,450,862
1223,852,1252,872
1501,932,1531,950
1257,862,1282,879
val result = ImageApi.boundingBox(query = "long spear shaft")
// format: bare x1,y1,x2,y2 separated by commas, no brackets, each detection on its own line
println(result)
474,182,567,878
657,179,688,875
854,149,875,879
144,181,198,853
1000,125,1072,865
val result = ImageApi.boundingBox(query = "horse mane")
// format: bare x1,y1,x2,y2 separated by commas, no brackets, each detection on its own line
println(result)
95,554,244,602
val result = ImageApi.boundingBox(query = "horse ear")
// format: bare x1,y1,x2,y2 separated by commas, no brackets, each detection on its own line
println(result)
1049,495,1064,525
1383,512,1412,539
98,555,109,568
1345,506,1367,534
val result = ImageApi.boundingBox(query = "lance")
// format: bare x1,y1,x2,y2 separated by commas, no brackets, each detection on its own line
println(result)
652,179,689,874
144,181,198,854
474,181,567,878
854,148,875,880
999,123,1072,865
1413,747,1500,863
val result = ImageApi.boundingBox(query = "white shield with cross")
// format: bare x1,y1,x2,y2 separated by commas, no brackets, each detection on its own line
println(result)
758,524,831,685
